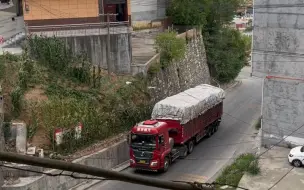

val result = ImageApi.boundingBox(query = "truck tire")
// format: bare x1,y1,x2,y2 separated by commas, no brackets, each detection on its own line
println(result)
160,157,170,173
180,146,188,158
214,123,219,132
187,140,194,154
206,127,213,138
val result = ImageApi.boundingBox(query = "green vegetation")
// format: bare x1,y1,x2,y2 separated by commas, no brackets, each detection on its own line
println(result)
1,36,152,155
255,117,262,130
154,29,186,68
166,0,210,26
245,20,253,32
204,28,249,83
216,153,260,189
167,0,252,83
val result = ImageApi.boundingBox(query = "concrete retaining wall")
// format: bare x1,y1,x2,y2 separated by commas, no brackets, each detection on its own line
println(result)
31,26,132,74
252,0,304,78
60,33,132,74
131,0,168,22
2,140,129,190
262,76,304,147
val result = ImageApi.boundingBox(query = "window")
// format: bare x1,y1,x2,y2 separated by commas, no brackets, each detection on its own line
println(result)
131,134,156,145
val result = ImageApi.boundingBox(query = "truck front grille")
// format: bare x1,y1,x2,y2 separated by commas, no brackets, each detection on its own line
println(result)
133,150,153,159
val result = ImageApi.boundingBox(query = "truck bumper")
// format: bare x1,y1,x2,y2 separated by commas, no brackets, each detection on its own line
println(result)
129,159,161,171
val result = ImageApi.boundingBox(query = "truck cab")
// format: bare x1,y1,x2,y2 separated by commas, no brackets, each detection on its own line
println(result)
128,119,190,172
128,120,172,172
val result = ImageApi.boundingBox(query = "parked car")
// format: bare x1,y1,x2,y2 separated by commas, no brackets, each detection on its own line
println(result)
288,146,304,167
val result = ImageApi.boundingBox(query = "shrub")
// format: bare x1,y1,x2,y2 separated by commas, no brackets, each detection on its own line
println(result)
255,117,261,130
27,35,91,84
216,153,260,188
11,86,23,117
154,30,186,68
28,35,73,72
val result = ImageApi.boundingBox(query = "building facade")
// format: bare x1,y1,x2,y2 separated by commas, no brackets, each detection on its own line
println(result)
23,0,131,28
252,0,304,147
22,0,133,74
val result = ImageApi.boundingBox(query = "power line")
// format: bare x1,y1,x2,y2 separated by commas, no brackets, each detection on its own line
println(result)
0,164,106,181
0,162,253,190
268,167,294,190
257,123,304,159
0,151,213,190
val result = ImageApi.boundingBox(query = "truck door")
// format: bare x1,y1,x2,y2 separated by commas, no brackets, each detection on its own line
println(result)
158,135,165,151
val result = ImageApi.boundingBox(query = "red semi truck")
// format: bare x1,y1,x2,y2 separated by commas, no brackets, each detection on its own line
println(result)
127,84,225,172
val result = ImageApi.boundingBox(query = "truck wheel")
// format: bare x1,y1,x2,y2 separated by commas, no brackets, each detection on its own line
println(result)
206,127,212,138
187,140,194,154
160,157,170,173
214,123,219,132
181,146,188,158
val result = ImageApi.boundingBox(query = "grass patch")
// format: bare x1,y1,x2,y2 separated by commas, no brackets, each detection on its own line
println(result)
255,117,261,130
216,153,260,189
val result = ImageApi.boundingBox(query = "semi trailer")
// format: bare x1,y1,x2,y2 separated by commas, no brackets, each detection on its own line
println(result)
127,84,225,172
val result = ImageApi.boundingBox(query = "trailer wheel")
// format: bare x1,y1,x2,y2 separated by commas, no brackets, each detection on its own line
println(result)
214,124,218,132
187,140,194,154
206,127,212,138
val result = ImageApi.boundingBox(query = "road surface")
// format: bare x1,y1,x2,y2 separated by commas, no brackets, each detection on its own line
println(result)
90,66,262,190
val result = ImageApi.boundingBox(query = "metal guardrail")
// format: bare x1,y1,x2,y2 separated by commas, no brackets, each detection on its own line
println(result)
27,21,130,30
27,21,129,28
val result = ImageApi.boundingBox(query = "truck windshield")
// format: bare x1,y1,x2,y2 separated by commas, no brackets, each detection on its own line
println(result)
131,134,156,148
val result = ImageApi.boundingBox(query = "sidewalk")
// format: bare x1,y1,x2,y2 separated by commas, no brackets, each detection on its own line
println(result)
0,1,14,10
238,146,304,190
0,11,25,40
0,10,24,53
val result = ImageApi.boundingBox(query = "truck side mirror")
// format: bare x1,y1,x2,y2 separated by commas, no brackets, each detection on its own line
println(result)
159,136,164,145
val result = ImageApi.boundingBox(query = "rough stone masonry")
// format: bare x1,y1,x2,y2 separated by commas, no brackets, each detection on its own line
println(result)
149,32,211,102
252,0,304,146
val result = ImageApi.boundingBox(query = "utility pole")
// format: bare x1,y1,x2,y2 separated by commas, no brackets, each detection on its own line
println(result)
99,13,118,75
0,151,213,190
0,92,4,188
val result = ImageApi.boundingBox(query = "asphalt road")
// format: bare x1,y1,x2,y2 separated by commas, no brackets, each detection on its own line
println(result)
90,66,263,190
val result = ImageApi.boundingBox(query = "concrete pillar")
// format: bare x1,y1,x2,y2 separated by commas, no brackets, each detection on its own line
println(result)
14,122,27,154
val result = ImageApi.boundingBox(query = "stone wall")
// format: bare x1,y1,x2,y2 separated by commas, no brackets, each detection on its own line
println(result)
148,29,211,102
262,76,304,147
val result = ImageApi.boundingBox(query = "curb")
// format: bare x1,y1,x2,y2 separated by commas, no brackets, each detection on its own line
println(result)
224,80,242,91
207,114,260,183
69,161,130,190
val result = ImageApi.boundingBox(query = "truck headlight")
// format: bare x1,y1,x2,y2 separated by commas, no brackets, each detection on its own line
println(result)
130,159,135,164
150,161,158,167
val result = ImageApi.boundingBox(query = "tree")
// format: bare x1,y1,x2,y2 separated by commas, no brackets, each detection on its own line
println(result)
204,28,248,83
166,0,250,83
166,0,211,26
204,0,242,34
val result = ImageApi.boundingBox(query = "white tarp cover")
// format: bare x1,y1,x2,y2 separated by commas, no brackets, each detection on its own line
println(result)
151,84,225,124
